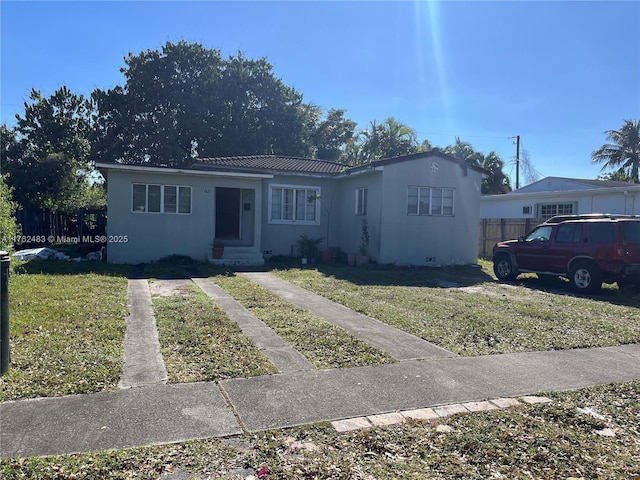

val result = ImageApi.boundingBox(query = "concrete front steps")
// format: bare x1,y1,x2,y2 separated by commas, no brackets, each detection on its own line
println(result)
209,246,265,267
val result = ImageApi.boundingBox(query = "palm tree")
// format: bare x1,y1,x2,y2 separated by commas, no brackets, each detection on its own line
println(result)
480,151,512,194
444,137,483,166
358,117,418,163
380,117,417,158
444,139,511,194
592,119,640,183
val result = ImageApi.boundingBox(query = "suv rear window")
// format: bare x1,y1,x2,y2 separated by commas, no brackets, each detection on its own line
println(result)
622,222,640,242
589,223,615,244
555,224,582,243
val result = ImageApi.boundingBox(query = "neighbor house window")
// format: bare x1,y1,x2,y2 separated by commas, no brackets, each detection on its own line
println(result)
132,184,191,214
355,187,368,215
407,186,455,216
269,185,320,224
538,203,574,219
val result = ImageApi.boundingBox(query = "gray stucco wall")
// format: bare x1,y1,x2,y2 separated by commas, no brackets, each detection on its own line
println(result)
335,170,382,260
104,154,484,265
378,156,483,266
337,155,483,266
105,169,263,263
259,175,339,257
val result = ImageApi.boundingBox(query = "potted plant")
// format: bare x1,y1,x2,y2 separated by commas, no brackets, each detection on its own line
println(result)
212,239,225,259
296,234,323,264
355,218,370,265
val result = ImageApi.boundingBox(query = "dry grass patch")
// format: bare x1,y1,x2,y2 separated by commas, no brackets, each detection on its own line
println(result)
153,287,277,382
273,263,640,355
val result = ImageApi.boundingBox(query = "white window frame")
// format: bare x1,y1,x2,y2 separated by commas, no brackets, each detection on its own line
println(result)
536,202,575,219
407,186,455,216
132,183,192,214
355,187,368,215
268,184,321,225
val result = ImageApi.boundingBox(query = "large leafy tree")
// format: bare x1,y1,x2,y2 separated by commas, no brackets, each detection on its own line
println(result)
313,108,357,161
592,119,640,183
216,53,317,158
92,42,225,166
92,41,318,166
0,177,19,250
2,87,100,212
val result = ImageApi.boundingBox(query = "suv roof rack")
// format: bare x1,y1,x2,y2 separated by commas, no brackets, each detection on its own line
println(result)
543,213,640,224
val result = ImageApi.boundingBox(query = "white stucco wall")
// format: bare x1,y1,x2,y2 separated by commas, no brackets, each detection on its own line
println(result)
481,186,640,219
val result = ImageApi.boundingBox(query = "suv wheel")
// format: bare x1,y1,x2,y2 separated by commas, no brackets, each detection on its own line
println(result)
569,261,602,293
493,254,517,281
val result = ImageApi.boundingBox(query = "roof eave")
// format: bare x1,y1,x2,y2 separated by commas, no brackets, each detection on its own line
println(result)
95,162,274,179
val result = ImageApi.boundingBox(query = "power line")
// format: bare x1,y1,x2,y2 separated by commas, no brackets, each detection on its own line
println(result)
413,131,515,141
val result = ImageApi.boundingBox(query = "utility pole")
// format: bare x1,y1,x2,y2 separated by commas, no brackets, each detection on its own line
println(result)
515,135,520,190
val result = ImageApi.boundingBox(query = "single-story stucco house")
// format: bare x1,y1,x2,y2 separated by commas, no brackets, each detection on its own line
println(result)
97,149,487,266
480,177,640,220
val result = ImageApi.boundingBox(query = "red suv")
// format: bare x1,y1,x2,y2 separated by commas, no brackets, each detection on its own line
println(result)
492,214,640,293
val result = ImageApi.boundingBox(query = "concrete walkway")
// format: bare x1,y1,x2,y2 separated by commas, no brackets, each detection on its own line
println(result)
1,274,639,459
220,344,640,432
119,279,168,388
239,272,456,361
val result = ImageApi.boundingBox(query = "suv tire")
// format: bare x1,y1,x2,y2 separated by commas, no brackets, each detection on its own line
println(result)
569,261,602,293
493,254,517,281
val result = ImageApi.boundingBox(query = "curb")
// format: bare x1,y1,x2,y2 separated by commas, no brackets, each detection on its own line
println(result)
331,395,553,432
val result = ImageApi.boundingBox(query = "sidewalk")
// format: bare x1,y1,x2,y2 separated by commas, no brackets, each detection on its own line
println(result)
1,274,639,459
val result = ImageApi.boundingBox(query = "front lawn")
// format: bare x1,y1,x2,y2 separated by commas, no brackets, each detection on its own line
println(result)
0,262,130,401
272,261,640,355
153,287,277,382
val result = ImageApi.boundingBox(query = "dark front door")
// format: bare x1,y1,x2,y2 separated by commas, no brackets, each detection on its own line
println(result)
215,188,241,240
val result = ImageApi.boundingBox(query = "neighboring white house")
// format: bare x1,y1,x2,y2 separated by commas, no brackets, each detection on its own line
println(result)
97,149,487,266
480,177,640,220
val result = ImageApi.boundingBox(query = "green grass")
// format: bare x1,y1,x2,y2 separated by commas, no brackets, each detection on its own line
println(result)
3,381,638,479
153,287,277,382
211,273,395,369
0,262,130,401
271,261,640,356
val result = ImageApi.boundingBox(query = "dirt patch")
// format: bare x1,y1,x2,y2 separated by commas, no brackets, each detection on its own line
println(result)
149,279,196,297
457,283,523,297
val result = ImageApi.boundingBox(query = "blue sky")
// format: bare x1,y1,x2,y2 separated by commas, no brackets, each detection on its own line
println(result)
1,1,639,186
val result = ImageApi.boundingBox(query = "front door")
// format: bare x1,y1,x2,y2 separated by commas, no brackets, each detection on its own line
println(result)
215,188,241,241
